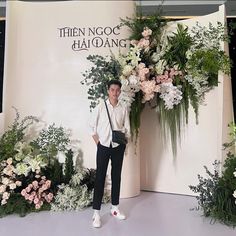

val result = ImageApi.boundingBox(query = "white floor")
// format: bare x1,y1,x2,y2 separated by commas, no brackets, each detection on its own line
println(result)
0,191,235,236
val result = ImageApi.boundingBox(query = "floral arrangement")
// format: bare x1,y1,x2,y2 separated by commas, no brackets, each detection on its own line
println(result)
0,110,110,217
189,122,236,227
82,13,231,155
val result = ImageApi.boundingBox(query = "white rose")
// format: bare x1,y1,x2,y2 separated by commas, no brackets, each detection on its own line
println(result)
121,78,129,87
9,183,17,190
233,171,236,177
1,199,7,205
2,177,9,186
128,75,138,85
2,192,10,200
0,185,6,194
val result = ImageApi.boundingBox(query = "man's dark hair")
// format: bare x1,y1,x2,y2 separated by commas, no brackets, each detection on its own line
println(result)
107,79,122,89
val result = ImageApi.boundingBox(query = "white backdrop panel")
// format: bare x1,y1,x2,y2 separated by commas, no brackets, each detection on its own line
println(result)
140,5,234,195
3,1,140,198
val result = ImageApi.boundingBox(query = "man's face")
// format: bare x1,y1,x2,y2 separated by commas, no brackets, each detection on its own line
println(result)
107,84,121,100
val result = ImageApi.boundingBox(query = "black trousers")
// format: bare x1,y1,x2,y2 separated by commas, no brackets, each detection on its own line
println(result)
92,142,126,210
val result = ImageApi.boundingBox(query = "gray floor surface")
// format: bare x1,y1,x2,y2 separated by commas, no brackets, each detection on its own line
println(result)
0,191,235,236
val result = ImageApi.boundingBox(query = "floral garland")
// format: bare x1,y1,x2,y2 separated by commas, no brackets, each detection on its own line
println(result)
82,14,231,155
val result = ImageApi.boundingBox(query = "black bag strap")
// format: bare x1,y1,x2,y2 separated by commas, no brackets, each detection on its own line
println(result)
104,100,114,131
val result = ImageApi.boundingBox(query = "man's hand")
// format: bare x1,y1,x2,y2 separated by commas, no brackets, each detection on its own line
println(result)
92,134,99,145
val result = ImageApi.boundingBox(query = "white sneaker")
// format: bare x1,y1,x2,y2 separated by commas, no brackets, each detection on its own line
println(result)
110,209,126,220
92,214,101,228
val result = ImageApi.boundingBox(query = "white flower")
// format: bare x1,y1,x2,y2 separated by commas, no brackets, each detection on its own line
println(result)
233,190,236,199
2,191,10,200
155,59,167,75
6,158,13,165
2,177,10,186
151,53,160,63
122,65,134,77
15,163,30,177
233,171,236,177
159,82,183,110
9,183,17,190
120,78,129,87
0,185,6,194
1,199,7,205
28,159,41,172
142,27,152,38
128,75,139,85
186,50,193,60
185,73,209,98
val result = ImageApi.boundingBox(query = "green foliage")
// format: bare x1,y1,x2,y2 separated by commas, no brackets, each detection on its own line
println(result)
64,149,75,184
42,160,64,193
158,99,186,157
32,123,70,165
130,91,145,139
79,168,96,191
120,11,167,43
81,55,122,110
191,22,230,50
0,193,50,218
188,48,231,82
164,24,193,70
0,108,39,162
189,122,236,227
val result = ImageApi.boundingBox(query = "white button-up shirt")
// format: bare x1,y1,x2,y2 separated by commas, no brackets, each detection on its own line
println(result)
89,99,130,148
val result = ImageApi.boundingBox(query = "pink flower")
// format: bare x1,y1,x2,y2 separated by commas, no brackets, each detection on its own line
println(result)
26,187,31,193
32,181,39,190
24,194,30,200
41,184,48,191
34,197,39,204
130,40,138,46
21,189,27,196
15,181,22,187
141,80,160,102
39,180,45,185
47,193,53,201
45,180,51,187
35,203,41,209
28,195,34,201
137,38,150,49
138,63,146,70
142,27,152,38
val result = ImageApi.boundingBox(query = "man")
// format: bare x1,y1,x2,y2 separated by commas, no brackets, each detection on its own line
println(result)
89,79,130,228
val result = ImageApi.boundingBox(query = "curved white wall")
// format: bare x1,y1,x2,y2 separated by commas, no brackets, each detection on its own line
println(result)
3,1,139,198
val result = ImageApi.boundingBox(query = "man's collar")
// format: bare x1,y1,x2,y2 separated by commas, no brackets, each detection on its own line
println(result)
106,98,120,107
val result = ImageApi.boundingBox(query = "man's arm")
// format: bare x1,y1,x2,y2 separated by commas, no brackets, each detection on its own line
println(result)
88,105,100,145
124,106,131,139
